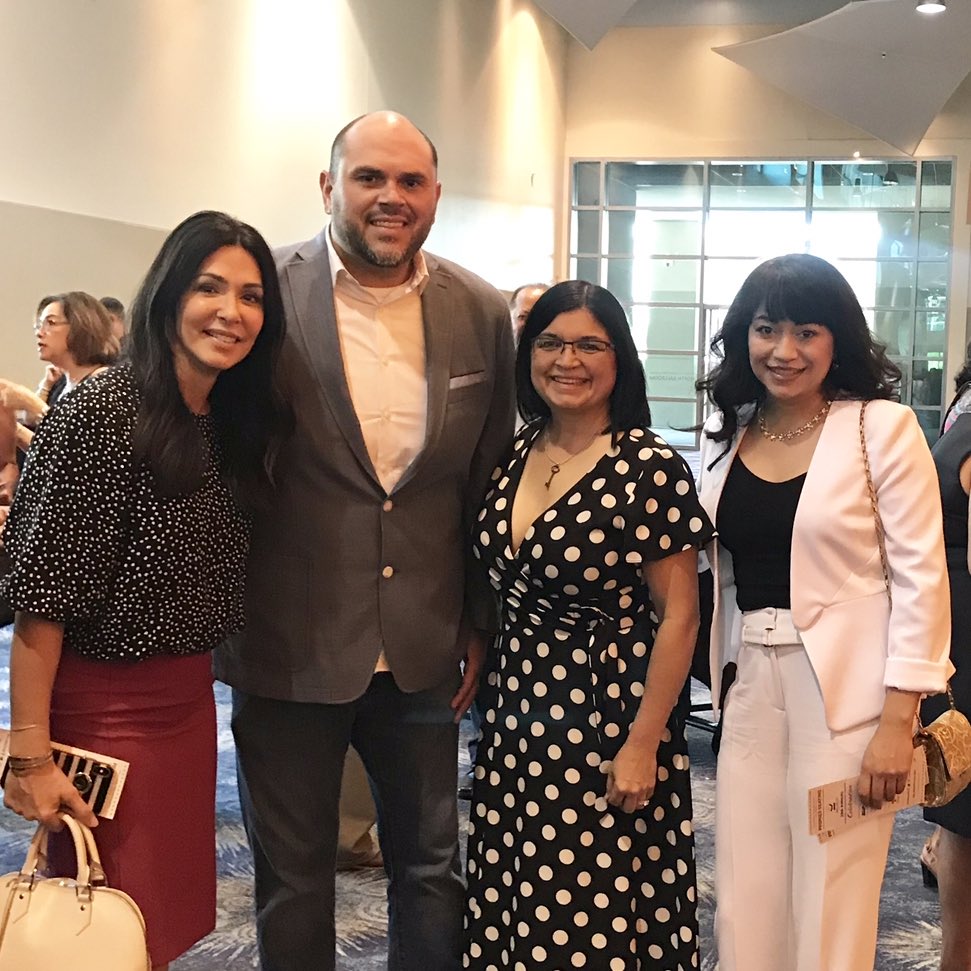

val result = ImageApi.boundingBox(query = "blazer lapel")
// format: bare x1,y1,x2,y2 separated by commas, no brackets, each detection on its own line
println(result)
394,260,454,492
283,240,379,486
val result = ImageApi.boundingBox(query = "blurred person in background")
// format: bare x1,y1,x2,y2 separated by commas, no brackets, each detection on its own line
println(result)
919,345,971,971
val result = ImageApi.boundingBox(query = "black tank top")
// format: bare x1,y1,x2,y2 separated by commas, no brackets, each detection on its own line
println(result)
716,455,805,611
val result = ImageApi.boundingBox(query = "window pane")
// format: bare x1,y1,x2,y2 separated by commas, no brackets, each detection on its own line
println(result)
604,210,634,256
868,309,914,357
642,353,698,399
703,258,761,306
571,209,600,255
914,310,947,356
574,162,601,206
914,408,942,442
570,257,601,285
917,263,948,309
620,211,702,257
921,161,952,209
832,261,916,308
630,306,699,352
913,361,945,407
709,162,807,208
608,259,702,306
812,161,917,208
918,212,951,261
648,400,698,449
629,258,701,303
892,359,912,404
810,211,916,260
706,210,808,257
605,162,704,207
606,259,633,305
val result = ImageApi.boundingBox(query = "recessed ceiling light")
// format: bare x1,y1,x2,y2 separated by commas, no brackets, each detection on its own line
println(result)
916,1,946,13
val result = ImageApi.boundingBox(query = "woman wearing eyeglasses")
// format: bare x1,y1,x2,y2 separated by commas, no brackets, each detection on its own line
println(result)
464,280,714,969
0,295,120,455
34,293,120,407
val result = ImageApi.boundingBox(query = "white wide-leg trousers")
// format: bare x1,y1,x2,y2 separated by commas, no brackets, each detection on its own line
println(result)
715,607,895,971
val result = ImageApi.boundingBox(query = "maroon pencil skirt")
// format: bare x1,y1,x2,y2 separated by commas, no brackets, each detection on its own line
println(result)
48,648,217,966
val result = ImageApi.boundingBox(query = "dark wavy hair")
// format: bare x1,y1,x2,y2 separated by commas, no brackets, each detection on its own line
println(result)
516,280,650,435
128,210,292,501
697,253,901,444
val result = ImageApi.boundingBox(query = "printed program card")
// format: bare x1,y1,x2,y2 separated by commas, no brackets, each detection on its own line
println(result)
808,746,928,843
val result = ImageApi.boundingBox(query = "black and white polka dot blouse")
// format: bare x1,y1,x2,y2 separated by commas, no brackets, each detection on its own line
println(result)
1,364,251,661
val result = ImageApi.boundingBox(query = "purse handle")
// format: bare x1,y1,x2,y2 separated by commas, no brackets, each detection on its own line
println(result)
18,812,105,890
860,401,956,719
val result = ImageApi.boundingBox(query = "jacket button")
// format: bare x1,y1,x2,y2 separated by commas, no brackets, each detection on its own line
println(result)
382,500,393,512
382,566,394,579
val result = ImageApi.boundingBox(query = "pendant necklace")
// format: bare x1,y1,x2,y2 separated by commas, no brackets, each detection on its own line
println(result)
541,428,602,489
758,400,831,442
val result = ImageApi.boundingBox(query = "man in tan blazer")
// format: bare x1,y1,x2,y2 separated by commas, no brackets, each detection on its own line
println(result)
214,111,515,971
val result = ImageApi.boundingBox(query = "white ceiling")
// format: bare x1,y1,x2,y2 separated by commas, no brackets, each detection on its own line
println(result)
621,0,853,28
533,0,856,48
532,0,970,154
716,0,971,153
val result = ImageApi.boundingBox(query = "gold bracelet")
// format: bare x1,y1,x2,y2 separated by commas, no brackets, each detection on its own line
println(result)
9,724,41,732
8,752,54,775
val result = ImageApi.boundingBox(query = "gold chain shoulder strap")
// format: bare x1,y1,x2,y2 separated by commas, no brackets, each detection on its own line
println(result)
859,401,892,603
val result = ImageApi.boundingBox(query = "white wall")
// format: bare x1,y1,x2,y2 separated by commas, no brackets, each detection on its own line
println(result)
563,24,971,390
0,0,568,383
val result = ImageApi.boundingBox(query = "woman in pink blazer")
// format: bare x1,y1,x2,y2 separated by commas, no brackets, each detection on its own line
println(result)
696,254,950,971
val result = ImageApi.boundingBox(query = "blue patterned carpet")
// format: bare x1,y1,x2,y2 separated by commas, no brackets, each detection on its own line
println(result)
0,625,943,968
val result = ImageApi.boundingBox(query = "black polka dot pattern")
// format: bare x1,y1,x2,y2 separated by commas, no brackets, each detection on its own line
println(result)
1,364,250,661
464,423,714,970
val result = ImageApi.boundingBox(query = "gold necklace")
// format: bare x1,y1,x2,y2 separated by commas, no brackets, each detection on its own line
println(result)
758,400,831,442
540,428,602,489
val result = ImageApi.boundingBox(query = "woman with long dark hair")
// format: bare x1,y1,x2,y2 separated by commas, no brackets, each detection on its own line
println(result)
1,210,290,970
464,280,713,968
696,253,950,971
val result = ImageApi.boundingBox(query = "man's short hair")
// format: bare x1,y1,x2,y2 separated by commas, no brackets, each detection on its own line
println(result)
100,296,125,319
328,113,439,175
508,283,549,309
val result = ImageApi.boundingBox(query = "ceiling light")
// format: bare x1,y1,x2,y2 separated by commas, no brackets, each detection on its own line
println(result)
916,1,946,13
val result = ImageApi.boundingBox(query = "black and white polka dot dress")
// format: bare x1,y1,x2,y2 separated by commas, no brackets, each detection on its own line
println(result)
464,422,714,971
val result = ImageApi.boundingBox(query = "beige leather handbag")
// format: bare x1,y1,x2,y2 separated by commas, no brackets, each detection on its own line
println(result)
0,812,150,970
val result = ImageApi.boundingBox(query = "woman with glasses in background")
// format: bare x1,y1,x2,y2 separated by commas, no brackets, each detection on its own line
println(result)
464,280,713,969
0,294,120,455
34,293,120,408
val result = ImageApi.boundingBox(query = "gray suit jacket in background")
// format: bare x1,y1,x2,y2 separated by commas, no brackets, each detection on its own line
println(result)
214,229,516,704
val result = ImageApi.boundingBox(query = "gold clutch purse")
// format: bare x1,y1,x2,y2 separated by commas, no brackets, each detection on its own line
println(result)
915,686,971,808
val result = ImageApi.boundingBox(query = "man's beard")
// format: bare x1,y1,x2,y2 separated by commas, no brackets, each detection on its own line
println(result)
337,216,429,270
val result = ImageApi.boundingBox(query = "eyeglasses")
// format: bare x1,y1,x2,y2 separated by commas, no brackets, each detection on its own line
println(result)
33,317,69,334
532,334,614,356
